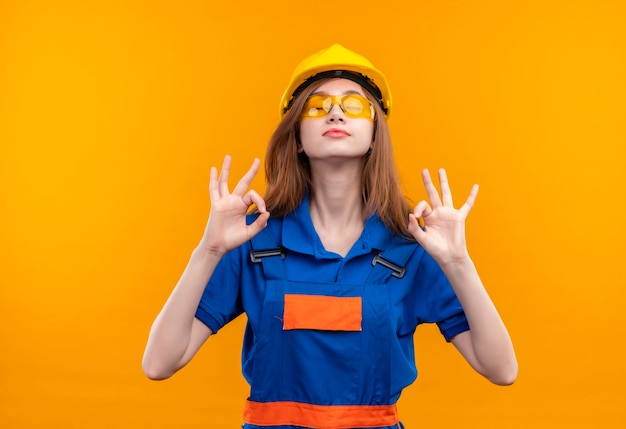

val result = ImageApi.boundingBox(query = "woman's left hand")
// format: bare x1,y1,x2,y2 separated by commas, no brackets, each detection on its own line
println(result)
408,169,479,266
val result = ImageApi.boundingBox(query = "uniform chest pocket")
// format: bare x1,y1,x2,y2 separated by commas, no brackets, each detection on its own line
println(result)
283,294,362,331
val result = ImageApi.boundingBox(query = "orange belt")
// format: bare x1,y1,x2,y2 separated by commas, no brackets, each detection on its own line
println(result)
243,400,400,429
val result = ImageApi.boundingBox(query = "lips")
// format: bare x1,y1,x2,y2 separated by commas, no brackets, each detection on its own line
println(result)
323,128,350,137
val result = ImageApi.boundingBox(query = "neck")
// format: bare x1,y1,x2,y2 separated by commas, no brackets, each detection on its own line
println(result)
307,160,366,258
308,160,365,230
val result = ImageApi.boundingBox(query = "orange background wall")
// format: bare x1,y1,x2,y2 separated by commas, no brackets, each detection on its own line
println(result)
1,1,625,427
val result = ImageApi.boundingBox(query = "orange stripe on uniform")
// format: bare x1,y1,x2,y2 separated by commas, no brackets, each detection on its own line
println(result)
283,294,362,331
243,400,399,429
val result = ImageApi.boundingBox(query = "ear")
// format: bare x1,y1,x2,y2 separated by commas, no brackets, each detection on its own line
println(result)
296,133,304,153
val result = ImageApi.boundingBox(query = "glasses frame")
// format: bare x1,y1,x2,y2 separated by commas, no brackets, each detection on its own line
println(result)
301,93,375,121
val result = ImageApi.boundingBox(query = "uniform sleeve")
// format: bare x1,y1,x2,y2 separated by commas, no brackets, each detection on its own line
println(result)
421,253,470,342
194,247,244,334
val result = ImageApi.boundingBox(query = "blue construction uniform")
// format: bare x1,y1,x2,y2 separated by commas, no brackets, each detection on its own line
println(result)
195,195,469,429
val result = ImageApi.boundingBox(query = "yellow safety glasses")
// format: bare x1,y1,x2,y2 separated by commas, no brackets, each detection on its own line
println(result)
301,93,375,120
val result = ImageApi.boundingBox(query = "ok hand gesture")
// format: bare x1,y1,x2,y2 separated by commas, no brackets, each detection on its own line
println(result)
199,155,269,256
408,169,479,266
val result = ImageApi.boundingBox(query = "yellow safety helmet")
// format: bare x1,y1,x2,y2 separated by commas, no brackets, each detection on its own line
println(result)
280,44,392,119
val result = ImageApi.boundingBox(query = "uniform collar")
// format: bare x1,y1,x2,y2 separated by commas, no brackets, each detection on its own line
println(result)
282,194,396,258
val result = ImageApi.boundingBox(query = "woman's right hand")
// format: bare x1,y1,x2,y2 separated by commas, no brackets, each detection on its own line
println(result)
199,155,269,256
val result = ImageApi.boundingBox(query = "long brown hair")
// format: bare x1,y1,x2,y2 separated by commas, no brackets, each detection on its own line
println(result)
263,78,413,239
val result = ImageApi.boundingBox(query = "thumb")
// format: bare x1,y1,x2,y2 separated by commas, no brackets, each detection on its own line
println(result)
247,211,270,238
408,214,426,244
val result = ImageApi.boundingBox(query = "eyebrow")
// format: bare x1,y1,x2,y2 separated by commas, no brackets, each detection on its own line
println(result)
311,90,363,96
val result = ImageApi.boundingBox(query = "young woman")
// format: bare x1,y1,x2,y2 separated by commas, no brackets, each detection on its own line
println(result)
142,44,517,429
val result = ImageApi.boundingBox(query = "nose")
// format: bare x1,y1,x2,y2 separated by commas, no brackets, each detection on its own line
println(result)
325,103,345,123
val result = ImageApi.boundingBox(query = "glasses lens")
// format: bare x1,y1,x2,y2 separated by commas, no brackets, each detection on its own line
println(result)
322,97,333,113
303,95,327,117
341,96,365,116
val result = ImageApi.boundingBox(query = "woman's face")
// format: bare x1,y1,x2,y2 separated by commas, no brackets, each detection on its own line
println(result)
298,79,375,163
